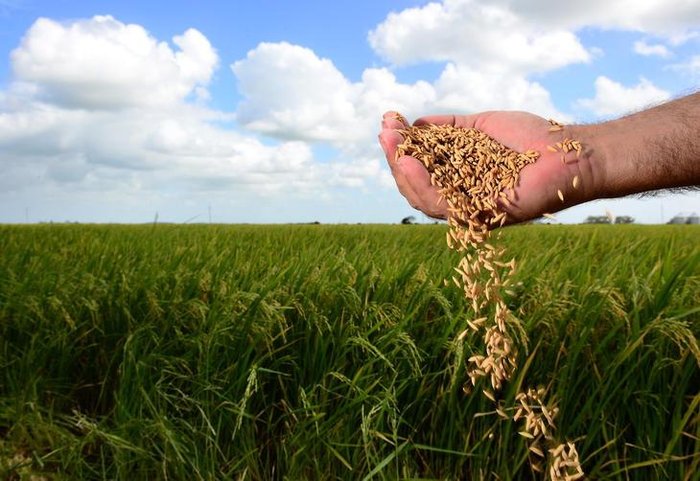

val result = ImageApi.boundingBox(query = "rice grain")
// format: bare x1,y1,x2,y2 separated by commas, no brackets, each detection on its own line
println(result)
395,116,584,481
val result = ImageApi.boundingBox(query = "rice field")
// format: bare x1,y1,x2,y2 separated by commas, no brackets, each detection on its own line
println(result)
0,224,698,480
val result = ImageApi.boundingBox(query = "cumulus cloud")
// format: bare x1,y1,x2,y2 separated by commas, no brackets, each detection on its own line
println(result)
633,40,672,57
232,42,357,142
505,0,700,38
433,63,566,119
368,0,591,73
3,2,697,223
231,42,448,191
1,16,394,203
0,102,321,193
575,76,671,118
232,41,567,146
231,45,412,195
233,42,440,144
11,16,218,109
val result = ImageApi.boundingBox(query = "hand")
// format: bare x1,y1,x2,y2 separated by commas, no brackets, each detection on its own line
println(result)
378,111,598,224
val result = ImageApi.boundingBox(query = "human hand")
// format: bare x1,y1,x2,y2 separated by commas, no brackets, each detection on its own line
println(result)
378,111,597,224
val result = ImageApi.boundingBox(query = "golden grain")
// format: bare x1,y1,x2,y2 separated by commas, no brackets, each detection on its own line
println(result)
483,389,496,402
529,445,545,457
395,116,583,481
390,112,408,124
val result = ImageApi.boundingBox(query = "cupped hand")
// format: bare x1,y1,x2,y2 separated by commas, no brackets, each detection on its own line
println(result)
378,111,597,224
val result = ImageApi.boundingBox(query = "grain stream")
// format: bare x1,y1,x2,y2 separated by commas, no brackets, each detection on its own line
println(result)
396,120,583,481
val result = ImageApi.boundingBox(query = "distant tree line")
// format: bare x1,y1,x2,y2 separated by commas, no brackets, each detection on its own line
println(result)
584,215,634,224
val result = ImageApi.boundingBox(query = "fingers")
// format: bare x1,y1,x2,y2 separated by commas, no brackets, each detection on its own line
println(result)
378,112,408,178
379,111,446,219
379,113,422,209
396,155,446,219
381,111,409,130
379,112,407,167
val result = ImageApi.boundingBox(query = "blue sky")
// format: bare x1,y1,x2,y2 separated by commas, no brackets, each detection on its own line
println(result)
0,0,699,224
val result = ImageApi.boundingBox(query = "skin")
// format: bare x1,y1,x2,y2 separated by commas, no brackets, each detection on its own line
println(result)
378,92,700,224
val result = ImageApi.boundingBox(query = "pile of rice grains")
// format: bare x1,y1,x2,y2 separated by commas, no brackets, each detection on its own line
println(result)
395,114,584,481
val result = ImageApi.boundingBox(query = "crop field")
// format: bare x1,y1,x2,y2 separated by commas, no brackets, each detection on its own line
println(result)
0,224,698,480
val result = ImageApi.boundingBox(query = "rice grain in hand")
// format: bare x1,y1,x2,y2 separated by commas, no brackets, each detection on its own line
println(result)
395,118,585,481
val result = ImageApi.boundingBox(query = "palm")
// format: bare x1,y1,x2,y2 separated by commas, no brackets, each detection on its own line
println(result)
379,111,591,223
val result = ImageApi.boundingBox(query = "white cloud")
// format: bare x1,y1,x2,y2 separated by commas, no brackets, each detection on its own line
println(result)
633,40,672,57
368,0,591,73
0,102,87,155
3,4,697,224
433,63,567,119
505,0,700,39
575,76,671,118
1,16,394,204
0,102,320,191
668,55,700,79
232,42,357,142
367,0,700,80
232,42,439,145
10,15,218,109
228,37,573,202
231,41,568,147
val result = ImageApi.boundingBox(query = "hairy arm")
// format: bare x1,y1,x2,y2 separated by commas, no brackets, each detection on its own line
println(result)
379,92,700,223
570,92,700,199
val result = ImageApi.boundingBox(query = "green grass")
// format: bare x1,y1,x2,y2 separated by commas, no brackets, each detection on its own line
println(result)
0,224,698,480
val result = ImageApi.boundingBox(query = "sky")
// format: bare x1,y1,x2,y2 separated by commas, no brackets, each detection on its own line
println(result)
0,0,699,224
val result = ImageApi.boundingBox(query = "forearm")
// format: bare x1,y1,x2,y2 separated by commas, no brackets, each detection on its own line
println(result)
569,92,700,200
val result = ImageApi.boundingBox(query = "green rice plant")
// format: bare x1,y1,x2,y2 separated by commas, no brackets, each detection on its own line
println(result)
0,224,697,480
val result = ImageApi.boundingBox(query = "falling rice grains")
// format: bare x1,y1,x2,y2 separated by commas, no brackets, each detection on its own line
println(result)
396,119,584,481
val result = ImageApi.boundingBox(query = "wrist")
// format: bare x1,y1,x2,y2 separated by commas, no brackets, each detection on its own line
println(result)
561,122,613,202
569,94,700,201
565,117,654,201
